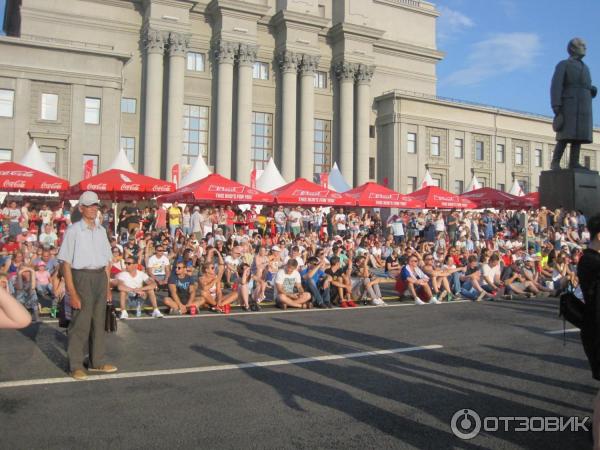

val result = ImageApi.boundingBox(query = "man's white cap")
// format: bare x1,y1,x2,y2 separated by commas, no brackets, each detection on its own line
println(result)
271,245,281,252
79,191,100,206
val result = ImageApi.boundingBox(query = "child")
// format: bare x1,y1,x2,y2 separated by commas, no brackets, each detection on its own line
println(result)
35,261,56,317
14,266,39,322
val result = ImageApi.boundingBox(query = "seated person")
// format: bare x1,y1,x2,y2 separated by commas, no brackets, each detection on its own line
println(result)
301,256,332,308
354,255,388,306
274,259,312,309
117,258,163,319
384,250,402,277
481,253,503,295
146,246,171,290
164,260,197,315
501,259,539,298
421,253,453,302
459,255,492,301
326,256,356,308
197,249,237,314
400,256,438,305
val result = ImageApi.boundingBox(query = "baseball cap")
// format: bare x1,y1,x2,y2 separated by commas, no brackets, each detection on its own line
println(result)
79,191,100,206
271,245,281,252
21,228,28,233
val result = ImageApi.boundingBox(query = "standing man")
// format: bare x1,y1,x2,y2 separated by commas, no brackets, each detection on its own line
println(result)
57,191,115,381
168,201,182,237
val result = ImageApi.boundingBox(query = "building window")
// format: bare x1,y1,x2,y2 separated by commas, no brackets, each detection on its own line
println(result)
497,183,505,192
121,98,136,114
314,71,327,89
0,89,14,117
85,97,101,124
496,144,505,163
479,178,487,188
454,138,463,159
120,137,135,164
0,149,12,162
534,148,542,167
82,154,99,176
407,132,417,154
475,141,484,161
454,180,464,194
432,177,441,187
318,4,325,17
41,151,57,172
253,62,269,80
186,52,205,72
369,157,375,179
585,156,591,169
407,176,417,193
369,125,376,139
251,112,273,170
183,104,209,165
515,146,524,165
430,135,440,157
41,93,58,121
314,119,332,175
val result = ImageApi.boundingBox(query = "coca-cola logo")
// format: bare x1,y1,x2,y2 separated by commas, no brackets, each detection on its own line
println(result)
86,183,108,190
368,192,400,201
119,183,141,191
208,185,244,194
3,180,27,188
151,185,172,192
40,182,64,190
0,170,34,177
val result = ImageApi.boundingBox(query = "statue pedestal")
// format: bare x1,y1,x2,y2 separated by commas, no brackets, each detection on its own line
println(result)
540,169,600,216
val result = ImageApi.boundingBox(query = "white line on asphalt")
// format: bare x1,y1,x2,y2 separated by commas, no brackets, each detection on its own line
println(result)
545,328,580,335
40,300,470,323
0,344,442,389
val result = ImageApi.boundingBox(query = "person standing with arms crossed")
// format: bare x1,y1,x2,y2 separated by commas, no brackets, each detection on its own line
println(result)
58,191,115,381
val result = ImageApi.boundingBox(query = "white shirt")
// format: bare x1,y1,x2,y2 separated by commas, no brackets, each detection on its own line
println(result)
117,270,149,289
147,254,170,276
288,211,302,227
334,214,347,230
482,264,501,282
275,269,301,294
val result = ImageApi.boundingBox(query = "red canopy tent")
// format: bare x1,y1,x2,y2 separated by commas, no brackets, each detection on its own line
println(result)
520,192,540,209
269,178,355,206
460,187,524,209
407,185,477,209
0,162,69,192
345,182,425,209
66,169,175,201
157,173,274,204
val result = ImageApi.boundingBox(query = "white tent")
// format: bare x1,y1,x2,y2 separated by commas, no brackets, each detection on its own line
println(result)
421,169,435,188
466,174,482,192
180,155,211,187
256,158,286,192
107,148,136,172
327,162,351,192
509,179,525,197
19,141,58,176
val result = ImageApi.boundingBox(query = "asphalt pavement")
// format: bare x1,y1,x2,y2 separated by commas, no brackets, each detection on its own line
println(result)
0,297,595,449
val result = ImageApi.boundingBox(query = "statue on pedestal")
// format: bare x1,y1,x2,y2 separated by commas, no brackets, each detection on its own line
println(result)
550,38,597,170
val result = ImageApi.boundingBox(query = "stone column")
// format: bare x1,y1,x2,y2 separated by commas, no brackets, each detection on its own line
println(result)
355,64,374,185
335,61,356,187
143,28,165,178
278,50,299,181
215,41,237,178
299,54,319,180
166,32,189,180
236,44,257,185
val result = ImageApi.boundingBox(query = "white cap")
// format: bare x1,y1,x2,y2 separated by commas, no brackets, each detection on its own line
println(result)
271,245,281,252
79,191,100,206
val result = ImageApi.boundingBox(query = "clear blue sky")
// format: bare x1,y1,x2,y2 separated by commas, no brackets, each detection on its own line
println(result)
436,0,599,125
0,0,598,124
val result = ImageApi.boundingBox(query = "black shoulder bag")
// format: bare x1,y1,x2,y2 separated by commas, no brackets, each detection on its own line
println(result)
105,302,118,333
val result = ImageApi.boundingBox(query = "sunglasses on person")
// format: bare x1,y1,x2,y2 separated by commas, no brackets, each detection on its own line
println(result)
125,261,136,266
175,265,185,270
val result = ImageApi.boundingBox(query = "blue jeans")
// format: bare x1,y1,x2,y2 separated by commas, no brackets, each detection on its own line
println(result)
169,224,180,237
448,272,461,295
460,280,479,300
303,278,331,306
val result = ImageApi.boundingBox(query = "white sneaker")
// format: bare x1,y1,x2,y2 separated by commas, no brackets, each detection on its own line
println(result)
414,298,425,305
152,309,164,318
372,298,387,306
119,310,129,320
430,297,440,304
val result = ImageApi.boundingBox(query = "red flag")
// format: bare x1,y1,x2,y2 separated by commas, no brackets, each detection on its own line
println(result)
250,169,257,189
320,172,329,189
383,177,389,188
83,159,94,179
171,164,179,188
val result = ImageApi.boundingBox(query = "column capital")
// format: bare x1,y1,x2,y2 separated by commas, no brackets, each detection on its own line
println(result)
214,40,237,64
335,61,358,82
237,44,258,67
278,50,300,73
356,64,375,83
167,32,190,57
299,54,320,75
144,28,166,54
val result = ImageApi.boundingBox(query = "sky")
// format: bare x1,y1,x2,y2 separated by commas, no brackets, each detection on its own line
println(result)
0,0,598,124
435,0,600,124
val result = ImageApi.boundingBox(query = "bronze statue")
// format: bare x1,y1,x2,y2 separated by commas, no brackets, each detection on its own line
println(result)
550,38,597,170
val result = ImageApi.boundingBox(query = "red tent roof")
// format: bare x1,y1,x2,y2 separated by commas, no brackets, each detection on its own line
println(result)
407,186,477,209
0,162,69,192
460,187,524,209
345,182,425,209
521,192,540,209
269,178,355,206
158,173,274,204
67,169,175,201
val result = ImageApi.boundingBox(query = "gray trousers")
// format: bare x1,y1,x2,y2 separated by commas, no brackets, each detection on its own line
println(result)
68,268,108,372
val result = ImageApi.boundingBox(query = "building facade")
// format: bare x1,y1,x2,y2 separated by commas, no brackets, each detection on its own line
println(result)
0,0,598,193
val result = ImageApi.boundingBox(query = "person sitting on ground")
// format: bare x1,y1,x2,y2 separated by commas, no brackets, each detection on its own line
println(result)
501,259,539,298
421,253,453,302
353,255,387,306
481,253,503,295
520,256,555,296
301,256,332,308
400,255,438,305
197,249,237,314
274,259,312,309
325,256,357,308
457,255,488,302
163,260,196,315
146,245,171,291
384,249,402,278
236,263,256,312
116,257,163,319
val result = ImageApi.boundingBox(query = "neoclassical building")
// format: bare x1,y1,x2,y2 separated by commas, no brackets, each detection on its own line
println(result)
0,0,598,193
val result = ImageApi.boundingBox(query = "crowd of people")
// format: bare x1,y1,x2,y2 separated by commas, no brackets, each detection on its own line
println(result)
0,198,592,321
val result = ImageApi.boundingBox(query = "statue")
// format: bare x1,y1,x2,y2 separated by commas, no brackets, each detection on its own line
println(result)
550,38,597,170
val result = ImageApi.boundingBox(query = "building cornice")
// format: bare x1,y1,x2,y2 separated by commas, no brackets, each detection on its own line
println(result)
373,0,439,18
144,0,197,8
271,9,329,33
206,0,270,20
374,38,443,62
328,22,385,44
0,64,124,89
